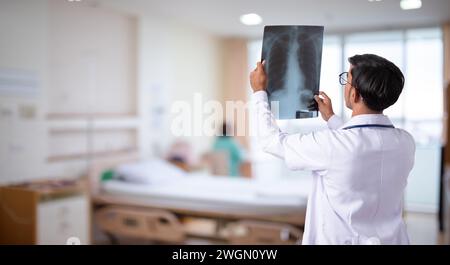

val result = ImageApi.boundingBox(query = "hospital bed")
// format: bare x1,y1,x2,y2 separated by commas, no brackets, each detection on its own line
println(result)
88,155,311,244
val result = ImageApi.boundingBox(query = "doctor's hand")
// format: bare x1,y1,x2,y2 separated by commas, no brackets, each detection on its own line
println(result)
250,61,267,92
314,91,335,121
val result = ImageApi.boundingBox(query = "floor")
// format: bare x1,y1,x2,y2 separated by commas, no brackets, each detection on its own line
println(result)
404,212,446,245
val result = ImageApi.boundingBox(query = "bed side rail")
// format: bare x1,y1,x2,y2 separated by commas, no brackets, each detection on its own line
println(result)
94,206,185,243
225,220,302,245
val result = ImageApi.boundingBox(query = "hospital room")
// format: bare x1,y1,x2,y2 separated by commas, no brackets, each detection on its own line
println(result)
0,0,449,246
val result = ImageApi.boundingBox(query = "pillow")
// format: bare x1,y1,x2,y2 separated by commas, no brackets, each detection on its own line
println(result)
115,159,186,185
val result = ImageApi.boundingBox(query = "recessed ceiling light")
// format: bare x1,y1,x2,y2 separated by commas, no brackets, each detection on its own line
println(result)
368,0,383,2
240,13,262,26
400,0,422,10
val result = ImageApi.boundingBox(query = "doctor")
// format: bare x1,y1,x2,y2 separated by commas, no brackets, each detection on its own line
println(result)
250,54,415,245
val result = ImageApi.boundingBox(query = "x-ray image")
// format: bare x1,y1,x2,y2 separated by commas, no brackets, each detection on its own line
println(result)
261,25,324,119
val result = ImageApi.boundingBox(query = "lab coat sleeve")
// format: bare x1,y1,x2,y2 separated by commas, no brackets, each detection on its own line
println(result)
327,114,344,129
252,91,287,159
252,91,332,171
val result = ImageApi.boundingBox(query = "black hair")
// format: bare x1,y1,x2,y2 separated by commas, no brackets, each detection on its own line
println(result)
222,122,230,137
348,54,404,112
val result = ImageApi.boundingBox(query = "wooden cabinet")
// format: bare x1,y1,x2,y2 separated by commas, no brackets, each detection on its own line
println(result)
0,179,89,245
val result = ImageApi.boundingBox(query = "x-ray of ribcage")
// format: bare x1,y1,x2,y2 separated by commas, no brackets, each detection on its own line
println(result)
262,26,324,119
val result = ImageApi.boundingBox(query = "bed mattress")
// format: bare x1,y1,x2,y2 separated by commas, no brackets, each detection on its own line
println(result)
100,174,312,216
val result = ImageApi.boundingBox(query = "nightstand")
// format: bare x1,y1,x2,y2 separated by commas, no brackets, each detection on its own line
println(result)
0,179,89,245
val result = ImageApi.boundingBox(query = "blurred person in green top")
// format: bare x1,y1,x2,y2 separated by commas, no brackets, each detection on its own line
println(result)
212,122,244,177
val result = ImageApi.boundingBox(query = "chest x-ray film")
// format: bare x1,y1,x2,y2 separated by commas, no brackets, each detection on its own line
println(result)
261,25,324,119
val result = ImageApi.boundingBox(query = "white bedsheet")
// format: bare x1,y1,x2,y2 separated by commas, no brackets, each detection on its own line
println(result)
101,174,312,215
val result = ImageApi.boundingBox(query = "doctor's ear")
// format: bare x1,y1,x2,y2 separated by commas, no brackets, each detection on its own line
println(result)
354,89,363,103
350,87,362,103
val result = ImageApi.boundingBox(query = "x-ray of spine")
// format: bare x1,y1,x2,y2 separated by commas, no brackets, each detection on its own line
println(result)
261,26,324,119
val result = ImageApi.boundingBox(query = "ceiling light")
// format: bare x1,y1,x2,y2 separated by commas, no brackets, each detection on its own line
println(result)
400,0,422,10
240,13,262,26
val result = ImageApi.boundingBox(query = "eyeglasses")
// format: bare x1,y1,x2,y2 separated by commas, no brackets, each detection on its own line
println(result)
339,71,363,100
339,72,350,86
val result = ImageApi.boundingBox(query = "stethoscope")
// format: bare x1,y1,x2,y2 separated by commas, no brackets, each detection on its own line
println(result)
342,124,395,130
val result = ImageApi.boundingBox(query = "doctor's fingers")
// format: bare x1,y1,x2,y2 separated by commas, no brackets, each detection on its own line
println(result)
314,95,325,107
251,64,260,73
256,61,267,73
250,69,264,83
319,91,331,100
318,92,332,104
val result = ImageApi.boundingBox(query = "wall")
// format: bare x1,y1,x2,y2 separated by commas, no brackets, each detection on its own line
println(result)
0,0,48,184
0,0,225,184
45,0,139,178
405,145,442,212
138,16,223,160
220,38,249,148
47,0,137,115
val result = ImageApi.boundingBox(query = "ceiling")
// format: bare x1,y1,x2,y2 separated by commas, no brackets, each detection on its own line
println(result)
99,0,450,38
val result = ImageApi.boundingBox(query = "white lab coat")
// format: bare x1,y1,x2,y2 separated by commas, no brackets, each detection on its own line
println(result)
252,91,415,245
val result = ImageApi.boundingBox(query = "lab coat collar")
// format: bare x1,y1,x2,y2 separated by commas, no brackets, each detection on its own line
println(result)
339,114,393,130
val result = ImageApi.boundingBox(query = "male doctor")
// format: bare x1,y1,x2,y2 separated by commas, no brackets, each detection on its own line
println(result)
250,54,415,245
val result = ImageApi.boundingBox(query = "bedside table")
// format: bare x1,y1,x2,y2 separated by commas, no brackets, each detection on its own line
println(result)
0,179,89,245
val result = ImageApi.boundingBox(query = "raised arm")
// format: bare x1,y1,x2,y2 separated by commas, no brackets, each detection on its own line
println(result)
250,62,333,171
